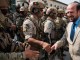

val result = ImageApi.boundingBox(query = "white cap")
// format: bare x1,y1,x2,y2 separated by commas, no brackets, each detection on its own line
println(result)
20,6,25,11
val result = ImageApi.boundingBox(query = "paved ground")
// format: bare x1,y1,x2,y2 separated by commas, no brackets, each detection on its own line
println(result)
51,51,71,60
63,51,71,60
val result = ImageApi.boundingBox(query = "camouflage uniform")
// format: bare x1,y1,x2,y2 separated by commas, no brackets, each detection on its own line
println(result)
53,9,66,60
23,1,50,60
0,10,26,60
44,7,57,44
43,17,56,44
13,6,26,42
0,31,25,60
13,11,20,25
0,1,40,60
0,52,25,60
0,9,15,38
44,7,59,60
54,9,66,40
23,15,44,60
23,15,37,40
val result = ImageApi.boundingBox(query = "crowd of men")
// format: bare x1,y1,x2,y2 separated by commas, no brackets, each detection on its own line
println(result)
1,0,80,60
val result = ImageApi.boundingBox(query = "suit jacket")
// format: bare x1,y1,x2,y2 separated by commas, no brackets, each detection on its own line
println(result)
56,22,80,60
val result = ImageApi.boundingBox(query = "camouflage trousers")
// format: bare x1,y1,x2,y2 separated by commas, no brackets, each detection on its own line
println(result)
27,48,49,60
0,52,25,60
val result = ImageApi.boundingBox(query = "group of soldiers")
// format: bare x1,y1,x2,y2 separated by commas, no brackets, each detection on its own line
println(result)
0,0,69,60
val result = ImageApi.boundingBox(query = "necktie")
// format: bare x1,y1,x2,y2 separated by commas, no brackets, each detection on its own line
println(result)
70,23,76,41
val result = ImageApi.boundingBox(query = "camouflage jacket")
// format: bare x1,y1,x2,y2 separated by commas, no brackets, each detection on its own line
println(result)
0,31,24,52
0,52,25,60
0,31,26,60
0,10,26,60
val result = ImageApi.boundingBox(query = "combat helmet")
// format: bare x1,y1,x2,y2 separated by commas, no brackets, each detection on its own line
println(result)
20,6,25,11
46,7,57,16
58,9,65,14
28,1,45,13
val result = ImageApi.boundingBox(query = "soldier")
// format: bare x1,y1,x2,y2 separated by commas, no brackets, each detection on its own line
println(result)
53,9,67,60
0,2,16,39
13,5,28,42
0,0,40,60
44,7,57,44
43,7,57,60
12,4,22,41
0,25,39,60
15,6,27,42
23,1,51,60
13,4,21,25
54,9,66,40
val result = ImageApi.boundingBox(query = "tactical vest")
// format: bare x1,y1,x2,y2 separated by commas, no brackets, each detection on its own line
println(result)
24,17,45,51
26,17,45,40
54,17,65,40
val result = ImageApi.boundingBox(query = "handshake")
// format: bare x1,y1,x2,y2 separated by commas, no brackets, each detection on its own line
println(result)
40,41,58,53
23,41,59,59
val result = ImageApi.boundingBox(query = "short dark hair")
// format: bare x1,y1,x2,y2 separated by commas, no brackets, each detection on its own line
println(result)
73,1,79,4
76,3,80,11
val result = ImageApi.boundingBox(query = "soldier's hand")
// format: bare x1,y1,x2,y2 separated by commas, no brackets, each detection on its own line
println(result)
42,42,51,53
24,45,40,59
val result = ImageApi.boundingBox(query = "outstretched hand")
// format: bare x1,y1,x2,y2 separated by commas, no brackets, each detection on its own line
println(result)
24,45,40,59
42,42,51,53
